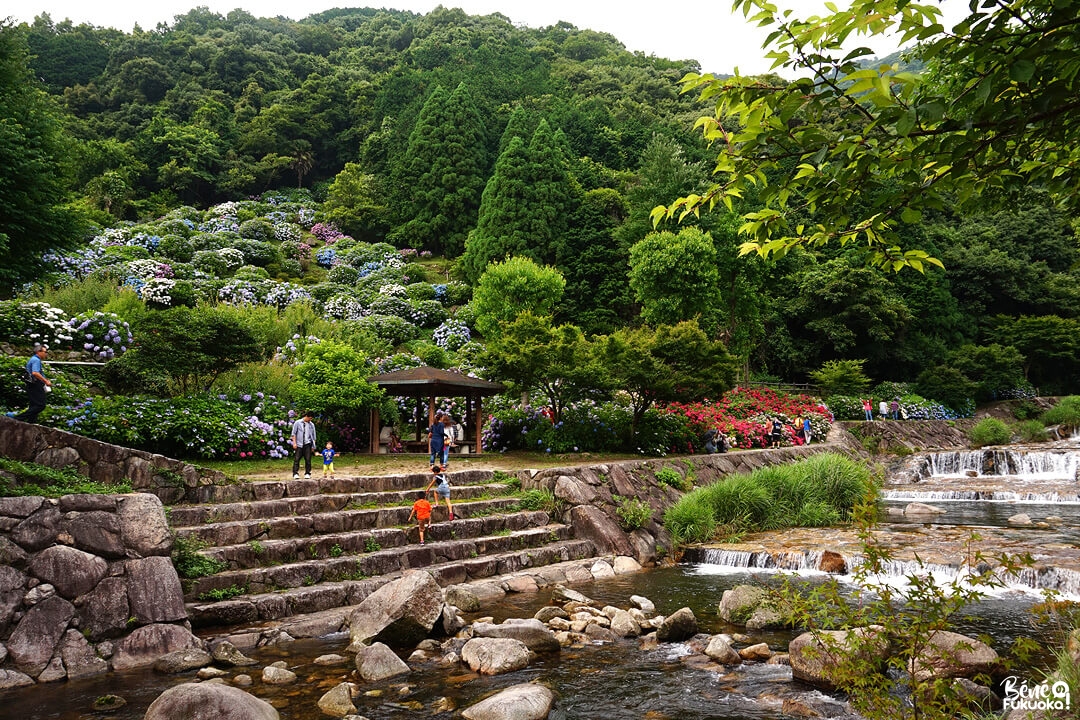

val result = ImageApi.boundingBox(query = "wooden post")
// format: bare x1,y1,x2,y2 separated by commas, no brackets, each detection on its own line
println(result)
368,407,380,454
474,396,483,454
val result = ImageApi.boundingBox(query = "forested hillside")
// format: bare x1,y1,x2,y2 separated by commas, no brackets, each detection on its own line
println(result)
2,5,1079,402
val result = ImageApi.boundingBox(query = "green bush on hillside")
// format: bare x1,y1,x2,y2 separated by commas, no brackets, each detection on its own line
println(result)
969,418,1012,447
1041,396,1080,428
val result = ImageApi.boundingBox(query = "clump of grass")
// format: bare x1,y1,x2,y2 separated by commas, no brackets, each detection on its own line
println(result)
969,418,1012,447
363,537,381,553
197,584,247,601
0,458,132,497
518,488,556,513
615,496,653,530
1016,419,1049,443
1041,396,1080,428
655,466,693,492
663,453,873,546
172,536,228,579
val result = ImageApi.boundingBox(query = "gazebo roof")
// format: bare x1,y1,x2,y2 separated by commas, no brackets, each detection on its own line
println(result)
367,367,505,398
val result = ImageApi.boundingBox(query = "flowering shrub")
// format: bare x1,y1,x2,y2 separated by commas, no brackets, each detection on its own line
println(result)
323,295,365,320
141,278,178,308
433,319,471,351
274,224,303,244
663,387,832,450
47,393,293,460
278,239,309,260
63,312,133,360
311,222,346,243
126,259,173,279
273,334,322,364
0,301,73,347
314,247,336,268
327,265,359,285
263,283,312,310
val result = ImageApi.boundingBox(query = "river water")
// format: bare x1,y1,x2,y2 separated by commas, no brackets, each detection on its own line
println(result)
4,440,1079,719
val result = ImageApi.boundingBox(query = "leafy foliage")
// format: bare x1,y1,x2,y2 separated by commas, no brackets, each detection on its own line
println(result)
969,418,1012,448
656,0,1080,271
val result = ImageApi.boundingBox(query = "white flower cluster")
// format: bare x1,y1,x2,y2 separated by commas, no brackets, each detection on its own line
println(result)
379,283,408,298
209,201,240,217
323,295,365,320
141,278,176,305
126,259,171,280
217,248,245,272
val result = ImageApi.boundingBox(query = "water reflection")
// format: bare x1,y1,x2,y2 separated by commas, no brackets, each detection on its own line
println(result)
2,566,1057,720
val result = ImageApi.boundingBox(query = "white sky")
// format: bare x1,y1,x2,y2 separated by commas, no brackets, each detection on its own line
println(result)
3,0,962,77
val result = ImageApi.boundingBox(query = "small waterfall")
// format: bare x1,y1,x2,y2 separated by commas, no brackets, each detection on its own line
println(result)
691,548,1080,599
882,489,1080,503
922,449,1078,480
691,548,826,571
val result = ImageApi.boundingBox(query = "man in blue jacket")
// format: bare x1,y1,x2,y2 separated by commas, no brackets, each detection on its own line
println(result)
14,344,52,423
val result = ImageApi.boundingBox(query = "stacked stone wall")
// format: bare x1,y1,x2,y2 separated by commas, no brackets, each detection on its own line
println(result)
0,416,225,503
0,493,202,688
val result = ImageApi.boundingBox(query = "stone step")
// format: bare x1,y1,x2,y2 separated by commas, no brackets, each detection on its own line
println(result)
187,469,499,504
174,497,524,546
167,483,512,526
186,537,598,628
197,509,554,570
182,522,578,602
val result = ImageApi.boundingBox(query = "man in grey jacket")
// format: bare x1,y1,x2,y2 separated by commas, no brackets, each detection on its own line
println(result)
290,411,317,479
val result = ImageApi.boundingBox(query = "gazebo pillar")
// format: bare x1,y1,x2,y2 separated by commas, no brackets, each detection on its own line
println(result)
474,395,483,454
368,407,380,454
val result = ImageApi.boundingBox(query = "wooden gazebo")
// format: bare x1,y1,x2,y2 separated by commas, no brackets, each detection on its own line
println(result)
366,367,505,454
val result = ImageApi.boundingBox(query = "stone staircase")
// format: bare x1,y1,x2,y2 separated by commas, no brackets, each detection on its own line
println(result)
171,469,600,629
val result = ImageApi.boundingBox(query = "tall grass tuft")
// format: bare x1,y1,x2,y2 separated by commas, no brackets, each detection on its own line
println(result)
34,276,122,315
1041,396,1080,428
663,453,873,545
663,494,716,546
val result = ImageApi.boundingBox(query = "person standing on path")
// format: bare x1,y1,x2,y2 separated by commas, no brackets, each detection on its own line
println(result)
290,411,317,479
878,399,889,419
803,416,813,444
862,398,874,421
428,412,446,469
889,397,901,420
14,344,52,423
424,464,454,521
321,441,336,479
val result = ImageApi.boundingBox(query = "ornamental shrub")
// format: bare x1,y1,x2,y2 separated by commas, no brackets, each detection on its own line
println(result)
63,311,133,360
615,496,653,530
810,359,871,396
192,250,229,276
231,239,279,266
353,314,420,346
327,265,359,285
239,218,276,241
1041,396,1080,428
969,418,1012,447
158,235,195,262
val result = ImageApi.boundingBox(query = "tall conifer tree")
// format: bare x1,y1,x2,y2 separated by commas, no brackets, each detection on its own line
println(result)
461,119,581,283
392,82,487,256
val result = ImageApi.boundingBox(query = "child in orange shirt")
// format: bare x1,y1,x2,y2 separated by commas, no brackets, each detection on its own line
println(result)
408,491,433,545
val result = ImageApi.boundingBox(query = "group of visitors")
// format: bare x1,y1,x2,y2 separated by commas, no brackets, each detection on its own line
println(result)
767,415,814,448
863,397,906,421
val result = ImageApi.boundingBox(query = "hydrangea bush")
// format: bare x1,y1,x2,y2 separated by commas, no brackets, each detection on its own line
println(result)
63,311,133,360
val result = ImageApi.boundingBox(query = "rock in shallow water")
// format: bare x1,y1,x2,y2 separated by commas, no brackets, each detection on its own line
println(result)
461,682,555,720
144,682,278,720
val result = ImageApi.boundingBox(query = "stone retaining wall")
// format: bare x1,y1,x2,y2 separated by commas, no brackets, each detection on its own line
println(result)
0,416,226,503
520,424,868,566
0,493,202,689
840,418,976,455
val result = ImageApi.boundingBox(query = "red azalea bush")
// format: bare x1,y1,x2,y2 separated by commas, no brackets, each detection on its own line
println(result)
663,386,833,450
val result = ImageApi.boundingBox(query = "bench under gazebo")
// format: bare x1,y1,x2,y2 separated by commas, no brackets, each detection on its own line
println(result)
366,367,505,454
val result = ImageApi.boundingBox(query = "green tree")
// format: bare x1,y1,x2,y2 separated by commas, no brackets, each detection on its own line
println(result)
595,321,737,432
810,359,872,397
656,0,1080,271
288,340,385,422
482,313,606,421
470,256,565,338
391,83,489,256
995,315,1080,395
0,22,84,292
629,227,722,334
460,120,581,283
116,306,265,394
318,163,390,242
946,343,1027,401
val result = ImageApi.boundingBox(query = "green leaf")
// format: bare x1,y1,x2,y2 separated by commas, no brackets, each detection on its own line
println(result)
1008,59,1035,83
